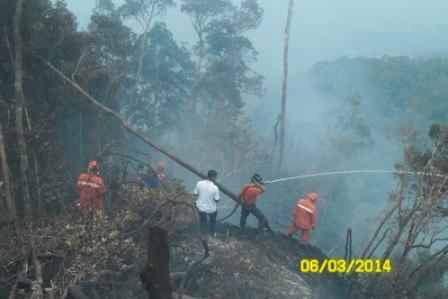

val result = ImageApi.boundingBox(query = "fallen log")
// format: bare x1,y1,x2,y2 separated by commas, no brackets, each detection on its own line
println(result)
42,59,276,234
41,59,239,203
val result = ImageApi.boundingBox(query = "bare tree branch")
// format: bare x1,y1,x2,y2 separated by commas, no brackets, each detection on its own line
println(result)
71,52,85,82
13,0,32,217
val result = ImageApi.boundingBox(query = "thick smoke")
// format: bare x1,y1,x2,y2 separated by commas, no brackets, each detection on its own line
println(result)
242,57,437,256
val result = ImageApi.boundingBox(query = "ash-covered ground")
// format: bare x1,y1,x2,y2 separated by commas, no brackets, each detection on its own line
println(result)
170,223,347,298
1,183,348,298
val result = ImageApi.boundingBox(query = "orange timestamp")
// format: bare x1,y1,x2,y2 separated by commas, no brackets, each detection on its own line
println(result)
299,258,392,274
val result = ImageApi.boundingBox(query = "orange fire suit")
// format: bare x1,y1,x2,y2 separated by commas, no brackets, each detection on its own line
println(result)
76,173,106,211
288,198,317,245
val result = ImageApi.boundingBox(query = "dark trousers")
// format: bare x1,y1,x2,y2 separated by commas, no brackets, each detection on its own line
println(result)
240,203,267,232
198,210,217,235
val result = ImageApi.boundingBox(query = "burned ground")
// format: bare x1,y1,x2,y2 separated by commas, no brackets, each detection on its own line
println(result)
0,183,348,298
170,224,348,298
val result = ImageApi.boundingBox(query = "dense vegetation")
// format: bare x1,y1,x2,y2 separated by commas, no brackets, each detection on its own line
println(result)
0,0,447,298
0,0,266,218
306,55,448,121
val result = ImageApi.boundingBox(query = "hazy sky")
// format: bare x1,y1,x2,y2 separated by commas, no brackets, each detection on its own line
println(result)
64,0,448,76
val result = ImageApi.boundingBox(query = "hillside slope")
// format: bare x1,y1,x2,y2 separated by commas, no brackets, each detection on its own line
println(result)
170,223,347,298
0,183,347,298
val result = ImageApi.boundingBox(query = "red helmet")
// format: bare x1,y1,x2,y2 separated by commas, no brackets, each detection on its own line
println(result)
307,192,318,201
87,160,99,171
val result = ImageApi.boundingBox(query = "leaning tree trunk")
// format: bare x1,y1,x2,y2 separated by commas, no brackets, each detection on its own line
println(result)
42,59,241,203
13,0,32,218
43,59,278,235
0,123,15,220
277,0,294,175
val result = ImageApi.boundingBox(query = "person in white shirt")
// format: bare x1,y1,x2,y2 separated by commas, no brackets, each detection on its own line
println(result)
193,170,220,236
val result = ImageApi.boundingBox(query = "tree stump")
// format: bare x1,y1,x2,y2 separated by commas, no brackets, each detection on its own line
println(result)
139,226,172,299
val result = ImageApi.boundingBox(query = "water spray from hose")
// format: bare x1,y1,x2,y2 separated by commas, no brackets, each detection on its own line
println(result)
264,169,448,184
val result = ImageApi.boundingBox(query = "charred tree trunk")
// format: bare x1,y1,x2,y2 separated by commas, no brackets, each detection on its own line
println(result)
24,107,42,217
139,226,172,299
32,148,42,216
13,0,32,218
277,0,294,175
0,123,15,220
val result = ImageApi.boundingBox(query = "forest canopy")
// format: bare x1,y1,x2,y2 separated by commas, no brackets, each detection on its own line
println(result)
1,0,448,298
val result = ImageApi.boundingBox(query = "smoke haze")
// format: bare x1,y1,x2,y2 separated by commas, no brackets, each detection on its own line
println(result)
62,0,448,255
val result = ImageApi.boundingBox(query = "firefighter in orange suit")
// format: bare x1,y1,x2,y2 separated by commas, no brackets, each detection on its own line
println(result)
287,192,318,245
76,160,106,211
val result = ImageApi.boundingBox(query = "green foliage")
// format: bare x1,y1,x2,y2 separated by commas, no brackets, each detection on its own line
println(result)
168,0,265,177
181,0,234,21
338,94,372,141
233,0,264,31
182,0,263,107
119,0,175,29
306,56,448,121
130,22,195,132
95,0,116,14
0,0,267,218
0,0,88,215
88,12,135,60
